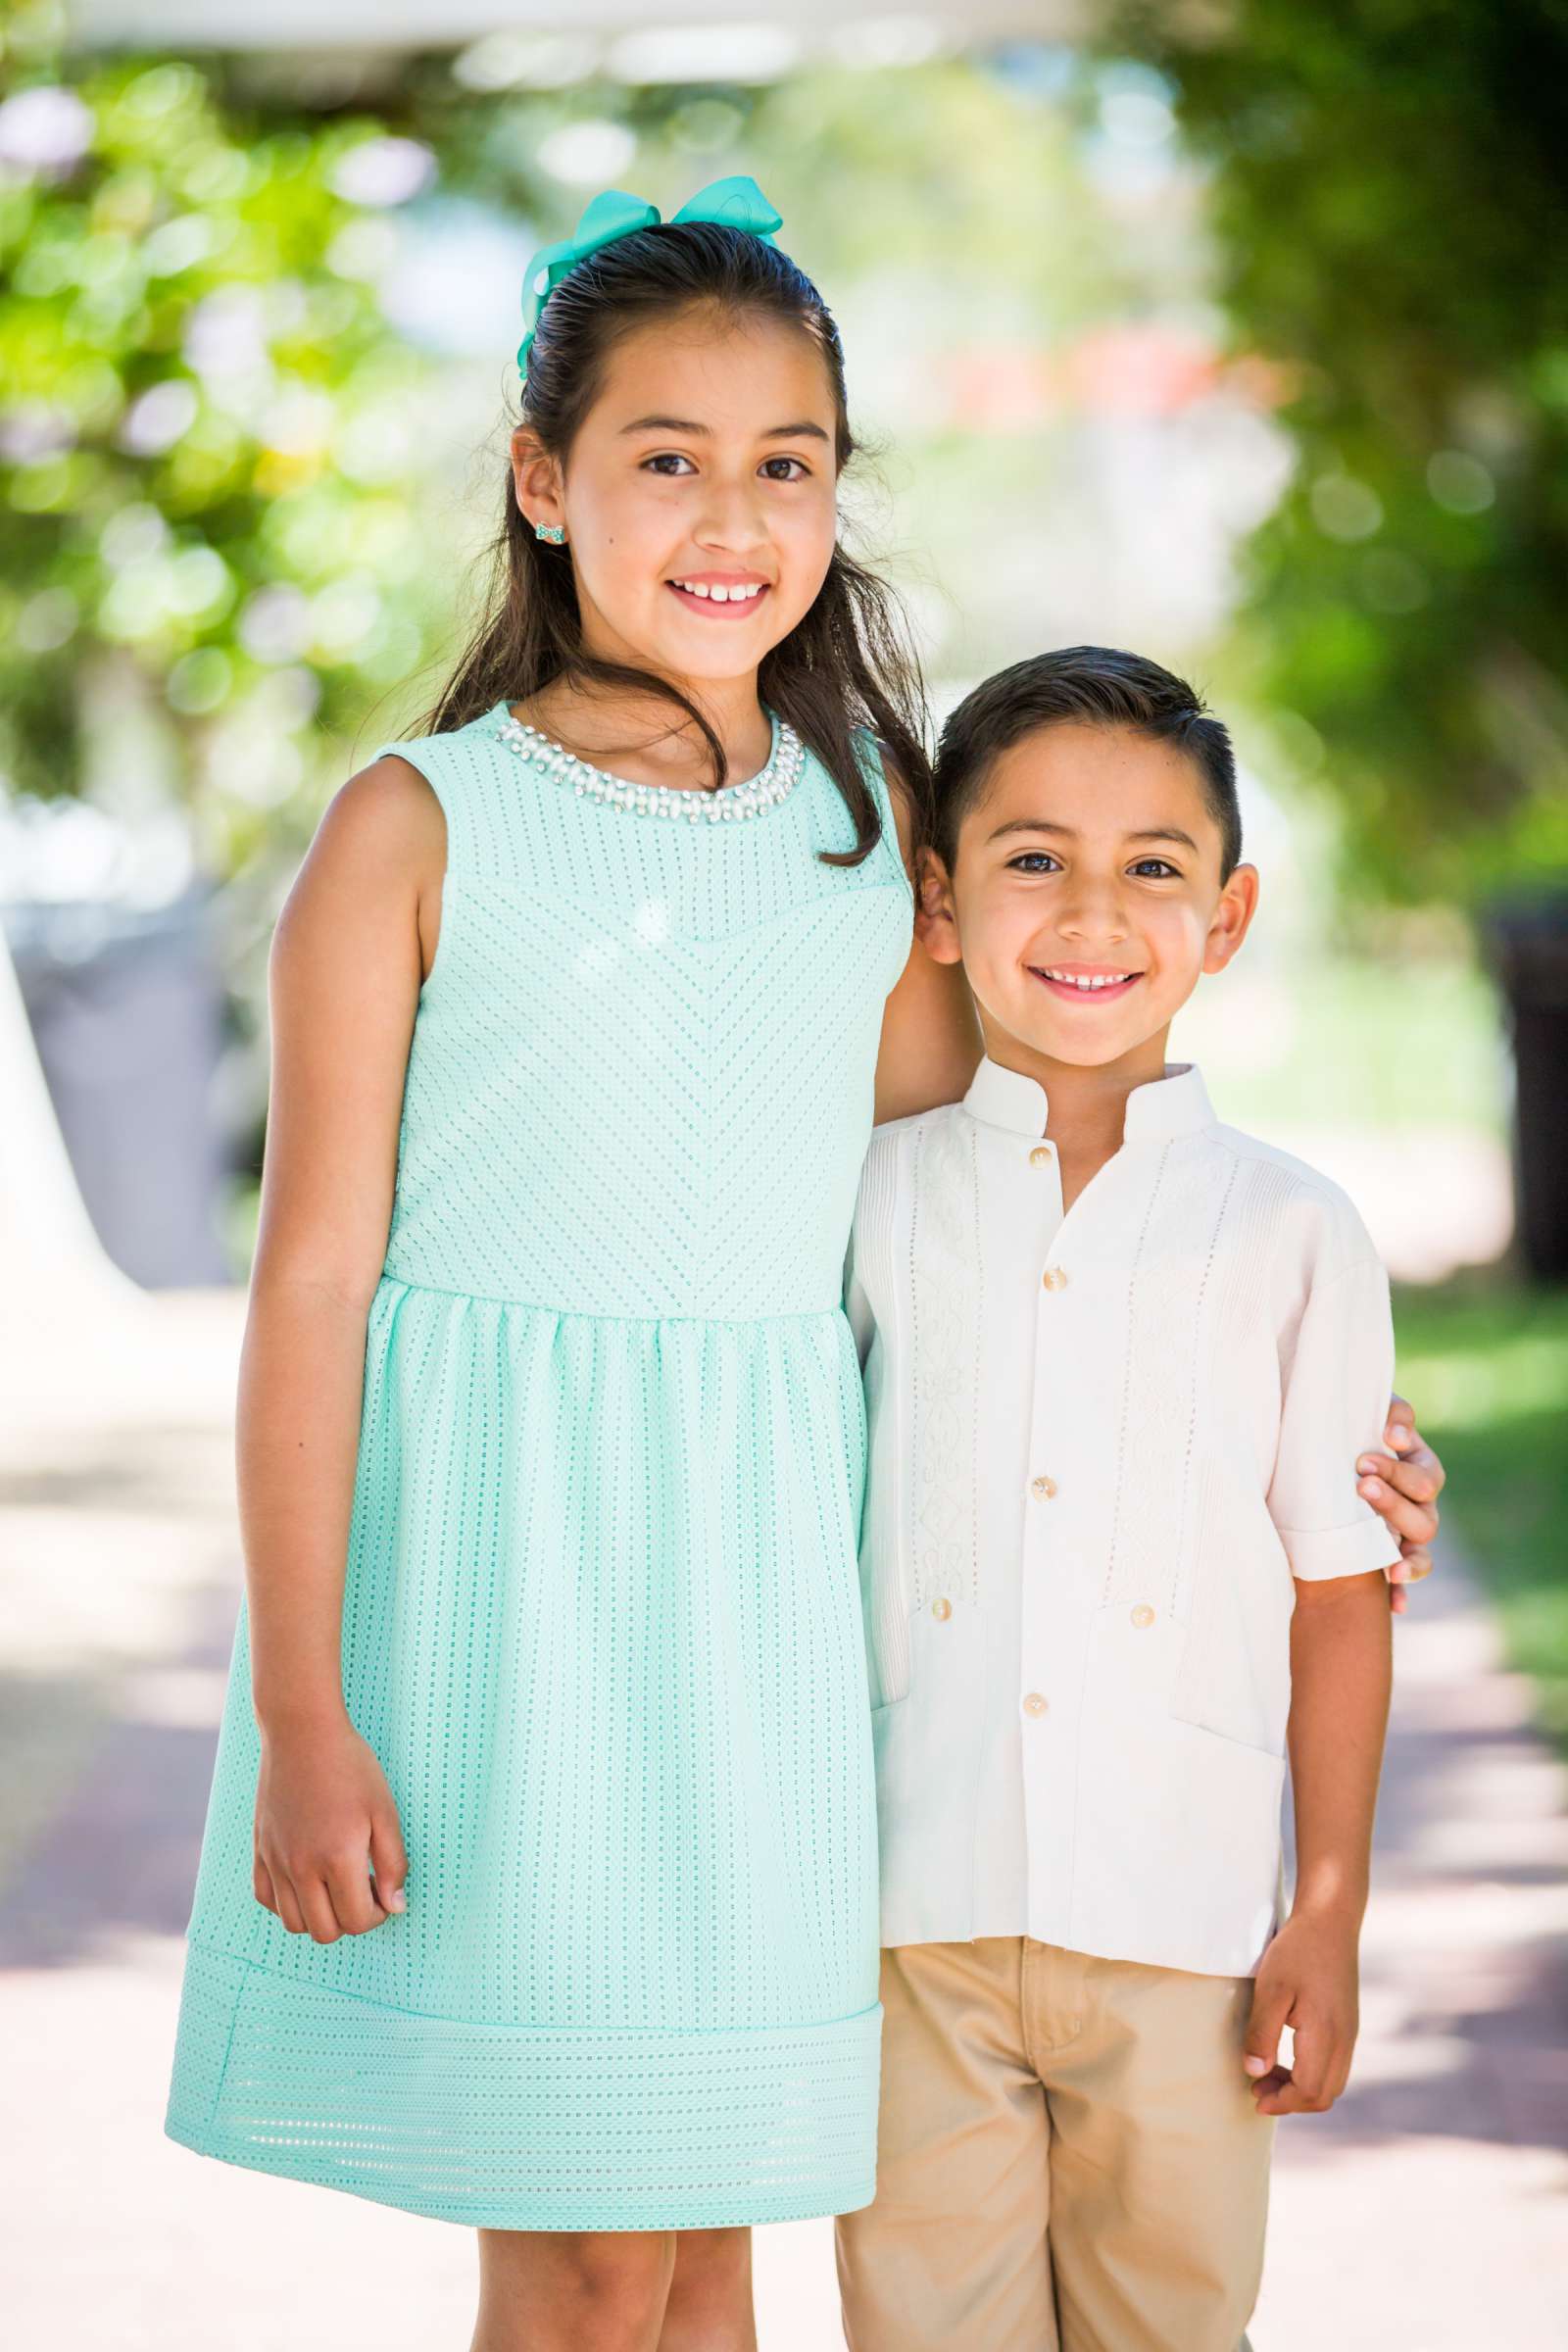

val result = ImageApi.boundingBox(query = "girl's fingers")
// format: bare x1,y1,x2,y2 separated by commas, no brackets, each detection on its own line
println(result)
368,1814,409,1916
295,1873,345,1944
325,1849,386,1937
1356,1474,1438,1547
253,1854,278,1915
1361,1445,1442,1514
272,1873,310,1936
1387,1544,1432,1612
1382,1410,1447,1496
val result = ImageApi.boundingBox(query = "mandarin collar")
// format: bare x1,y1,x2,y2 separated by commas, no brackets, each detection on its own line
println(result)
961,1054,1217,1146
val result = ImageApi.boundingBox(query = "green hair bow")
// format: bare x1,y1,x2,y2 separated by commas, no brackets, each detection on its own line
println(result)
515,173,785,378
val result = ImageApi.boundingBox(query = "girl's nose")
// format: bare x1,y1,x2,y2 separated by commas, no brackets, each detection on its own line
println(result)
694,477,768,551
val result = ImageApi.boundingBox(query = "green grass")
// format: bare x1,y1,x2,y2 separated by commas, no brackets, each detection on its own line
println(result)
1393,1275,1568,1745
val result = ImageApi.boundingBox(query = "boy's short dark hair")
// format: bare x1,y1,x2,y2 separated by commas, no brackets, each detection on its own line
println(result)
930,646,1243,881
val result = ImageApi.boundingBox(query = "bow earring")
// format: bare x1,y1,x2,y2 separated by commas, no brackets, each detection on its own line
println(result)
534,521,566,545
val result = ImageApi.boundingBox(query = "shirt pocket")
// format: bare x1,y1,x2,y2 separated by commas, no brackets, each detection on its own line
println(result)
1167,1469,1296,1759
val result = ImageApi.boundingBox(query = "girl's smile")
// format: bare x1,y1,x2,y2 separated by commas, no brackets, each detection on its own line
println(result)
666,570,774,618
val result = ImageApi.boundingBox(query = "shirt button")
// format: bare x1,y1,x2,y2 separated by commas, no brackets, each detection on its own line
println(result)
1131,1604,1156,1629
1042,1266,1068,1291
931,1596,952,1622
1029,1145,1054,1167
1030,1474,1057,1499
1022,1691,1049,1717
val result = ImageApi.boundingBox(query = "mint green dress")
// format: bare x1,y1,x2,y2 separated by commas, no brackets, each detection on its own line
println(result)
164,699,913,2231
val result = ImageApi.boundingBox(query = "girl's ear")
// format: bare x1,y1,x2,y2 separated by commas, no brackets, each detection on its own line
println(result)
510,424,565,536
1203,861,1260,975
914,847,963,965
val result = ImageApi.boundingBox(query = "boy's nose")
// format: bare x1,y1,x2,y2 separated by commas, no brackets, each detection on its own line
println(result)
1054,906,1130,946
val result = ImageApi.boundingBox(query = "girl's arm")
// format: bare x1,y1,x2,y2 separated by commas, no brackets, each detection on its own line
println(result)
241,751,446,1941
872,763,984,1124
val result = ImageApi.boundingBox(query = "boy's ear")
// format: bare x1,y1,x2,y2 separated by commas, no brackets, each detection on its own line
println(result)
914,847,962,964
1203,861,1260,975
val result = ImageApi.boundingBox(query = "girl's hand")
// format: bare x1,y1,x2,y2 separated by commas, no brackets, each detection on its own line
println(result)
1243,1905,1360,2116
1355,1392,1446,1614
254,1713,409,1940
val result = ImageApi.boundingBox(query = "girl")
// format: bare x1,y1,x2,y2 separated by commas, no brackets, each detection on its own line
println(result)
163,177,1439,2351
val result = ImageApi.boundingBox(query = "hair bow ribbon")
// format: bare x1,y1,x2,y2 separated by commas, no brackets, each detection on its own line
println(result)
516,174,784,376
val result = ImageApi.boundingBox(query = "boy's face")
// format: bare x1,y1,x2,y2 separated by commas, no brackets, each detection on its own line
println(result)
919,721,1259,1073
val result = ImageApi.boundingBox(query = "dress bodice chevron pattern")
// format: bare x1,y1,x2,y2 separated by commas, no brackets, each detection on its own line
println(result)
384,701,912,1317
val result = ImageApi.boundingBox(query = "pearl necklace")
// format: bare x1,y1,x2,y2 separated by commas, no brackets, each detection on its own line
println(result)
490,703,806,822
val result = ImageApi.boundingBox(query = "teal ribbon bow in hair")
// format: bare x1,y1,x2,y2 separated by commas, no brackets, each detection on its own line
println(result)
515,174,785,377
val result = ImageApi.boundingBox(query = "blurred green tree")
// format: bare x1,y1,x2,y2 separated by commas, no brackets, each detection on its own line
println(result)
1110,0,1568,912
0,18,445,889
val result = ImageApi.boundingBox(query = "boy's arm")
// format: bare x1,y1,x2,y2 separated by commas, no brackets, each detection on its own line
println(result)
1243,1569,1392,2115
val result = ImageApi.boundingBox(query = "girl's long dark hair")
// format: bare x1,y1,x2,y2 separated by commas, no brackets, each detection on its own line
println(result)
415,220,931,865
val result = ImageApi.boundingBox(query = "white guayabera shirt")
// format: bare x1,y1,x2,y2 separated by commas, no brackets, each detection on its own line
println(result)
844,1054,1401,1980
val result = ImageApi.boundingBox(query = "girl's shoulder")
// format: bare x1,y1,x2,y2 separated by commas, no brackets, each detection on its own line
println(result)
359,700,512,866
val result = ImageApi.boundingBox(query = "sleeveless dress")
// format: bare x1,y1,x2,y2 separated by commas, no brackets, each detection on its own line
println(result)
164,698,914,2231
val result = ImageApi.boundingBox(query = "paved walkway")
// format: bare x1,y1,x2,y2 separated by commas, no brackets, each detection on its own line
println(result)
3,1288,1565,2348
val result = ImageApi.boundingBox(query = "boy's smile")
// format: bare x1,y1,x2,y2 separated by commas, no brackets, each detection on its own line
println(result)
920,721,1258,1089
1031,961,1146,1004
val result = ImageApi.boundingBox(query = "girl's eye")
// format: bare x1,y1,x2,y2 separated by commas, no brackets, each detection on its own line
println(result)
1006,853,1061,875
1129,858,1180,878
641,453,811,480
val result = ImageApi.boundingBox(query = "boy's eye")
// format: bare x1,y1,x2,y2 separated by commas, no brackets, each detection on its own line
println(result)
1129,858,1180,878
1006,852,1061,874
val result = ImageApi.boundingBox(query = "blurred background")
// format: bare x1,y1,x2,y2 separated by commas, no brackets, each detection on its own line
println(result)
2,1,1565,2343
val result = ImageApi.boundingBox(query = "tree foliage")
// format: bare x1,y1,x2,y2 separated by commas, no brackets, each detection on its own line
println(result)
0,19,442,880
1110,0,1568,908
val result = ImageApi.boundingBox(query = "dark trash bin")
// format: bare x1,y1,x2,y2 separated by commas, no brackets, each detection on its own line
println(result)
1482,891,1568,1284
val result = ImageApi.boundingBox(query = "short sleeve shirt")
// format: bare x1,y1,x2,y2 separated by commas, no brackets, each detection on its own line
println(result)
844,1054,1401,1979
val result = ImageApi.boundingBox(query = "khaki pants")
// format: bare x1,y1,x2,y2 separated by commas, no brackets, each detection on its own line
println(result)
835,1937,1273,2352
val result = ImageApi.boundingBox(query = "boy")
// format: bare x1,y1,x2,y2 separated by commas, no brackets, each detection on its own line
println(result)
837,648,1422,2350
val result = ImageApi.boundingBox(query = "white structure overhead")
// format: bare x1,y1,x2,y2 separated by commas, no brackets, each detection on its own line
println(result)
66,2,1089,61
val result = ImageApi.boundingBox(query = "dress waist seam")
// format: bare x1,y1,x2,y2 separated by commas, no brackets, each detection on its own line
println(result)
377,1267,847,1326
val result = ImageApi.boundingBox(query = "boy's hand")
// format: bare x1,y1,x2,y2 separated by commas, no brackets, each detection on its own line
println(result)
1357,1392,1446,1614
1243,1906,1360,2116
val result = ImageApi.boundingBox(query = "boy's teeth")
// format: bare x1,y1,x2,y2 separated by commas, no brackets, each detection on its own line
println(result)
1043,969,1132,990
